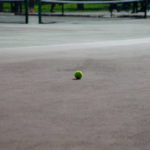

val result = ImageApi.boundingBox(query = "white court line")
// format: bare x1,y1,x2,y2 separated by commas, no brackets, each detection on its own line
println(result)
0,37,150,52
0,37,150,63
49,37,150,49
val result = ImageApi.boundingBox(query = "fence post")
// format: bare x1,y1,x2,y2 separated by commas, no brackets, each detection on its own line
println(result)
38,0,42,23
25,0,28,23
144,0,147,18
62,4,64,16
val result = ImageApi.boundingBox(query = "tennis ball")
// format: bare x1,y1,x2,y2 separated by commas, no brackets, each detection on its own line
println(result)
74,71,83,80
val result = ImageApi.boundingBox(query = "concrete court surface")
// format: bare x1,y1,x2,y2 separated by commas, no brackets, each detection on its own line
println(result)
0,17,150,150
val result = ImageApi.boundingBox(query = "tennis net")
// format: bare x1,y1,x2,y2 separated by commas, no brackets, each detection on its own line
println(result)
38,0,147,23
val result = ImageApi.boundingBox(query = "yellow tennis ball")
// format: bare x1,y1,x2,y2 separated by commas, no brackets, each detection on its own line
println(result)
74,71,83,80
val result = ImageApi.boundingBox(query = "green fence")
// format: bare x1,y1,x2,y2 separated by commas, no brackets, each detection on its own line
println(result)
0,0,28,23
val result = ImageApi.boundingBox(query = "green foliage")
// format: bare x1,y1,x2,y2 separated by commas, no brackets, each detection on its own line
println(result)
34,3,110,12
0,2,26,12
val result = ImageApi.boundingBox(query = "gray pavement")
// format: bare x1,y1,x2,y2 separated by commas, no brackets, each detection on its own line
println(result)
0,17,150,150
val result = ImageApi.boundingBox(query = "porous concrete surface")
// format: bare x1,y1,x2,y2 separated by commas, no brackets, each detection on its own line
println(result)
0,17,150,150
